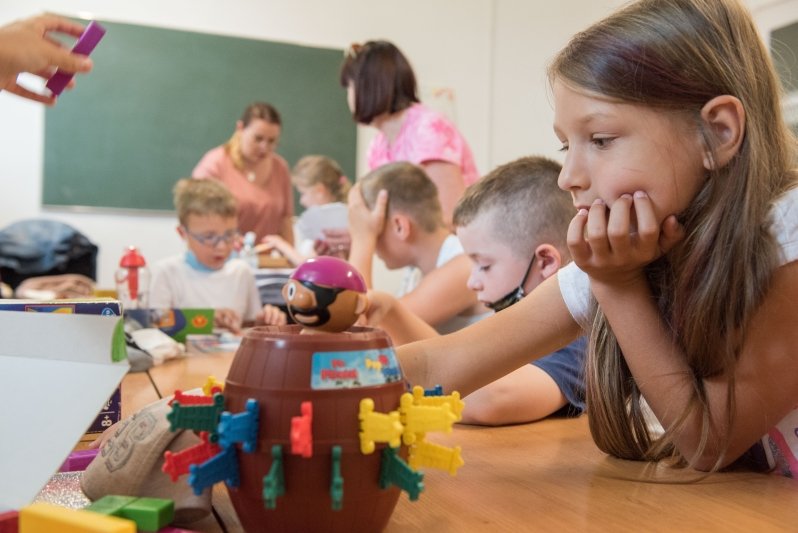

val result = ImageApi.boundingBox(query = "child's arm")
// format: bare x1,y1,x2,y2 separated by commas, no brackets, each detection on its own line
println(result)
575,193,798,469
399,254,482,327
346,184,388,288
259,235,307,266
459,365,569,426
597,261,798,469
397,273,581,397
363,290,439,345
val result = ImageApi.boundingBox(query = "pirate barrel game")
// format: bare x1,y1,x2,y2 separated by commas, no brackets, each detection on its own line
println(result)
165,257,464,532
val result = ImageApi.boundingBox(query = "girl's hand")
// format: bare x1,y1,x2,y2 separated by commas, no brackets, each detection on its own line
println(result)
347,184,388,247
214,308,242,334
567,191,684,286
260,234,308,266
316,228,351,258
257,304,287,326
259,235,289,255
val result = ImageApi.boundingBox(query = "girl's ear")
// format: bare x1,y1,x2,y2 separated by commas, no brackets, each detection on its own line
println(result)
235,120,244,132
700,95,745,170
176,225,187,240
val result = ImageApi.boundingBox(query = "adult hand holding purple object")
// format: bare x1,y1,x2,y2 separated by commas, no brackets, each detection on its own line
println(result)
46,20,105,96
0,14,97,105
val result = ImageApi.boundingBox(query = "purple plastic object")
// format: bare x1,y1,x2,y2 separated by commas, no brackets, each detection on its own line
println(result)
290,256,366,293
58,448,99,472
46,20,106,96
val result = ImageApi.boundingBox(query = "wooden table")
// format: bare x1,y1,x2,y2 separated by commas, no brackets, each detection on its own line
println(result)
122,352,798,532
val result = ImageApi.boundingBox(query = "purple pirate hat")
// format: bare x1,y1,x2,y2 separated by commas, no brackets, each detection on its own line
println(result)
290,257,367,293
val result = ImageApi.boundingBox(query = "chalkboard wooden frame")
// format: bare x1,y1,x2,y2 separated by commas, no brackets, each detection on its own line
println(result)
43,19,356,212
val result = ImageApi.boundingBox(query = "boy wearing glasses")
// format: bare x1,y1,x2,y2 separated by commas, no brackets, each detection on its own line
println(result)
363,157,586,426
149,179,285,332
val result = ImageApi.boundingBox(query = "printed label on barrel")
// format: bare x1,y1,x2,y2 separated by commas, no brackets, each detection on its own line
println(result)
311,348,402,389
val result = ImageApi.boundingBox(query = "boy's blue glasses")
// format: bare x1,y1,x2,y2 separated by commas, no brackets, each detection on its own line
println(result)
182,227,240,247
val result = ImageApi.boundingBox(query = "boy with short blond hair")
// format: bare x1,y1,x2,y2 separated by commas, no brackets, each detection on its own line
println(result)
150,179,285,332
173,178,237,226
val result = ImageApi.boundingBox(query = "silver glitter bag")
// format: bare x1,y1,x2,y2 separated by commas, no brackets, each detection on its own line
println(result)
80,396,212,525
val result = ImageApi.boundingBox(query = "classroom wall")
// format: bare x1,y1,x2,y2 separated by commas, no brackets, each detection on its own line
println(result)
0,0,787,290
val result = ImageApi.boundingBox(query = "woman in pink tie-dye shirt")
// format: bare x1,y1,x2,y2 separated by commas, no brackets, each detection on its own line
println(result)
340,40,479,227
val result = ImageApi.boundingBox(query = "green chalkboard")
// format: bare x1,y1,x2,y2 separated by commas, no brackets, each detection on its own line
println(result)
43,19,356,211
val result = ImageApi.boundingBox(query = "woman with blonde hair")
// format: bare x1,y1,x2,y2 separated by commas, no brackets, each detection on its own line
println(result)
192,102,294,244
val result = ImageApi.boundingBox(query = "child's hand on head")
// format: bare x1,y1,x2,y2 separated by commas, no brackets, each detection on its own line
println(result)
567,191,684,286
347,184,388,245
214,307,242,334
257,304,287,326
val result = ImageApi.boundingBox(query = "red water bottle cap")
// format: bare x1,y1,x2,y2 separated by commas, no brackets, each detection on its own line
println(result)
119,246,147,268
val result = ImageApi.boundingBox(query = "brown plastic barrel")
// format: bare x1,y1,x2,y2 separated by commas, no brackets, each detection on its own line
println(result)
224,325,406,532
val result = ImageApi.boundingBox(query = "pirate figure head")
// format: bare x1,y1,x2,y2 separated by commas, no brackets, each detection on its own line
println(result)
282,256,368,333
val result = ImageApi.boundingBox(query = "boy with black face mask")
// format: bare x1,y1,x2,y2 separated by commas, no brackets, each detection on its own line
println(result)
363,156,586,426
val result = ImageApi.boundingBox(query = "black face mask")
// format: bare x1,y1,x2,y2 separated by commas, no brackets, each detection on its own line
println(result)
485,254,535,313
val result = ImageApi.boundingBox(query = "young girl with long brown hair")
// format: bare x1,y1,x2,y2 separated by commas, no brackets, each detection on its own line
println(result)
398,0,798,475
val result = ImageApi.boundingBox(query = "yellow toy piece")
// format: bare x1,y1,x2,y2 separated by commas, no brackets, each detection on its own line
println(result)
408,440,464,476
411,385,464,421
20,503,135,533
358,398,404,454
399,393,456,445
202,375,225,396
